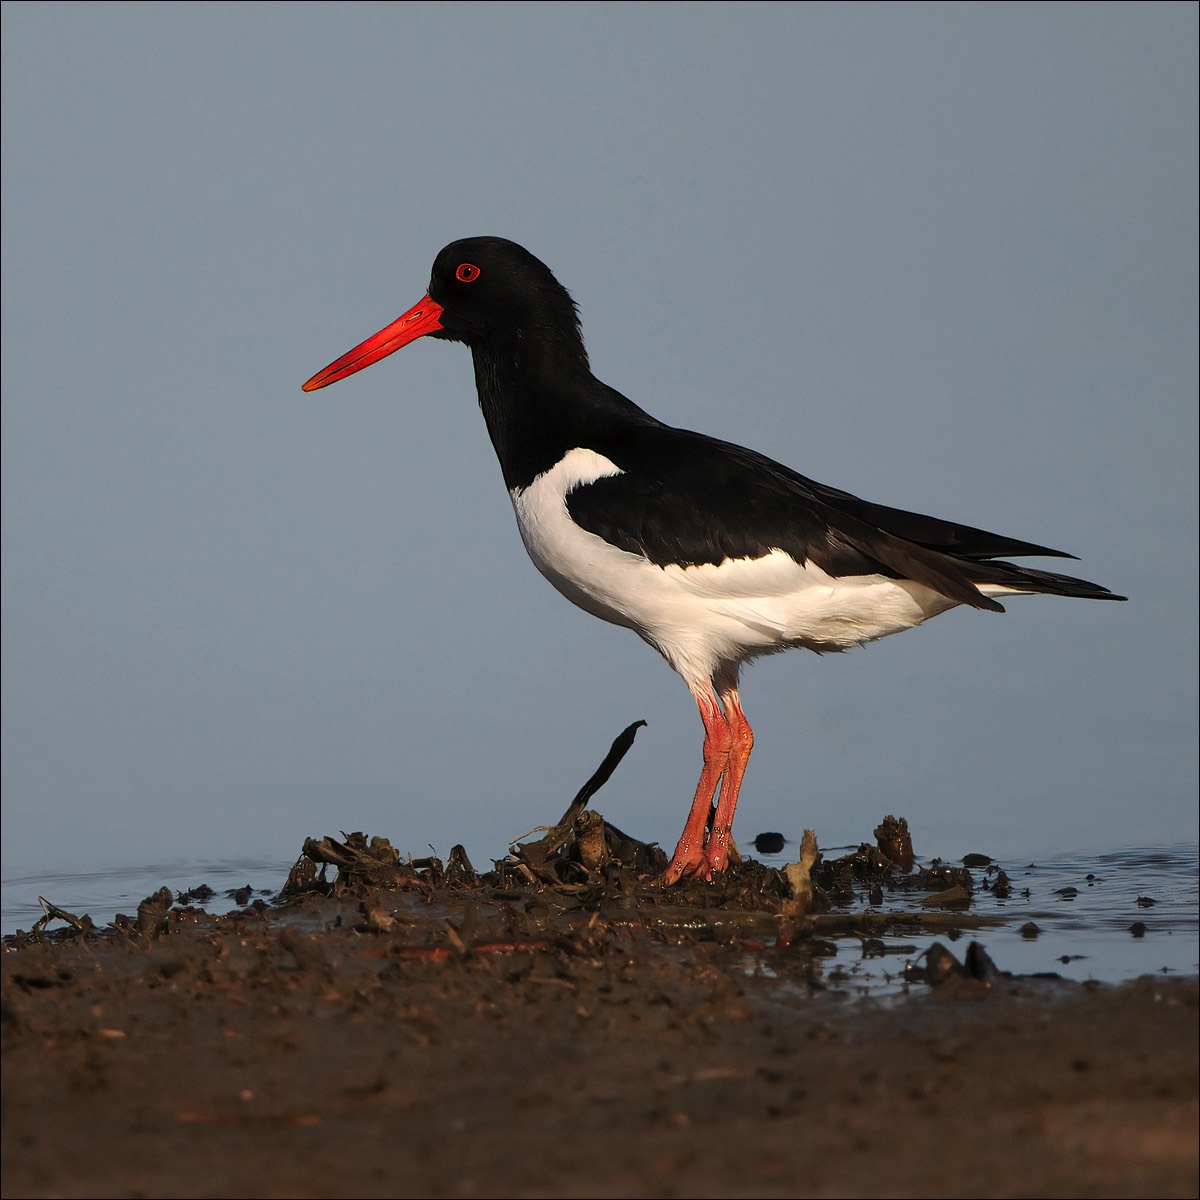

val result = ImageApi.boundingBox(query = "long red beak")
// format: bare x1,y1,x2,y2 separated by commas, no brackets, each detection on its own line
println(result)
302,294,445,392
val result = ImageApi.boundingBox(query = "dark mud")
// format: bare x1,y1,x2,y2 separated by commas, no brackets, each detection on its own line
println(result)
3,813,1197,1199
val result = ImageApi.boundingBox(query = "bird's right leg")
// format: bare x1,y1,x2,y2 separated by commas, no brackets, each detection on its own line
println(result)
701,683,754,876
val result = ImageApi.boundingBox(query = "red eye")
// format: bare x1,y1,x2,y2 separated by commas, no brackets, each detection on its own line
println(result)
455,262,481,283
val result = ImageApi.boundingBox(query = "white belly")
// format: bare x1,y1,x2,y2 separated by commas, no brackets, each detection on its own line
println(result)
510,448,961,690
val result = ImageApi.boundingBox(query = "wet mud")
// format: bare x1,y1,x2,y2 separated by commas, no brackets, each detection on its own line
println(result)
3,809,1197,1199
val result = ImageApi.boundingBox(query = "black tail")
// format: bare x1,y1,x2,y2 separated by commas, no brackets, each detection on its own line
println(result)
968,559,1127,604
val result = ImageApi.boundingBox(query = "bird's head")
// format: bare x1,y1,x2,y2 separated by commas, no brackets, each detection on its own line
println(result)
302,236,583,392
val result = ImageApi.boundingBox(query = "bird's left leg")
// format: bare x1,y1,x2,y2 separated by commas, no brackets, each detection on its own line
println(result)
659,687,732,885
702,676,754,875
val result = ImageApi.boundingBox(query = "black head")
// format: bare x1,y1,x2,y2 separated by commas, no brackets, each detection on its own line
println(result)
302,236,586,392
427,237,583,350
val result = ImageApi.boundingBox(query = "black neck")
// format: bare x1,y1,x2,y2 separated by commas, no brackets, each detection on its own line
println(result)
470,337,656,491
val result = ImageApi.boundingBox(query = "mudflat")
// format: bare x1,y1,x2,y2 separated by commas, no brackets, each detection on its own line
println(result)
3,828,1197,1199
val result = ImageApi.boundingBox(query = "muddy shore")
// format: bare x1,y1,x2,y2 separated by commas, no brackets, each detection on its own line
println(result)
3,827,1197,1199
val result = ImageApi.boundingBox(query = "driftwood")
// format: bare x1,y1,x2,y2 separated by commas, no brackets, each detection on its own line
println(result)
511,719,667,885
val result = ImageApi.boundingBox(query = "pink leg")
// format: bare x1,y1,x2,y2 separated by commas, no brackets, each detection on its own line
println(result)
659,690,732,885
702,685,754,875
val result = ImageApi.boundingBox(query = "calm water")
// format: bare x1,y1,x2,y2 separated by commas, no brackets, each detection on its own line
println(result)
3,846,1196,988
0,860,291,939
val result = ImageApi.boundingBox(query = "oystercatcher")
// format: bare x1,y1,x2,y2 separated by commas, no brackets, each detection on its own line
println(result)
303,237,1125,884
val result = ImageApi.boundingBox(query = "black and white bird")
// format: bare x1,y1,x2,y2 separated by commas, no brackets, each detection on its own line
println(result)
303,237,1125,885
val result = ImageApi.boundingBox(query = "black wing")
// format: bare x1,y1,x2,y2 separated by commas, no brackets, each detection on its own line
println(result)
566,423,1125,611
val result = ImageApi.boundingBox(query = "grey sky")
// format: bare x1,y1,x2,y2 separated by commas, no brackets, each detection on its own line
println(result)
2,1,1196,883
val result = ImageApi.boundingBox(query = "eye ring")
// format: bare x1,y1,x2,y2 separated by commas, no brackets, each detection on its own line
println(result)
455,262,481,283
